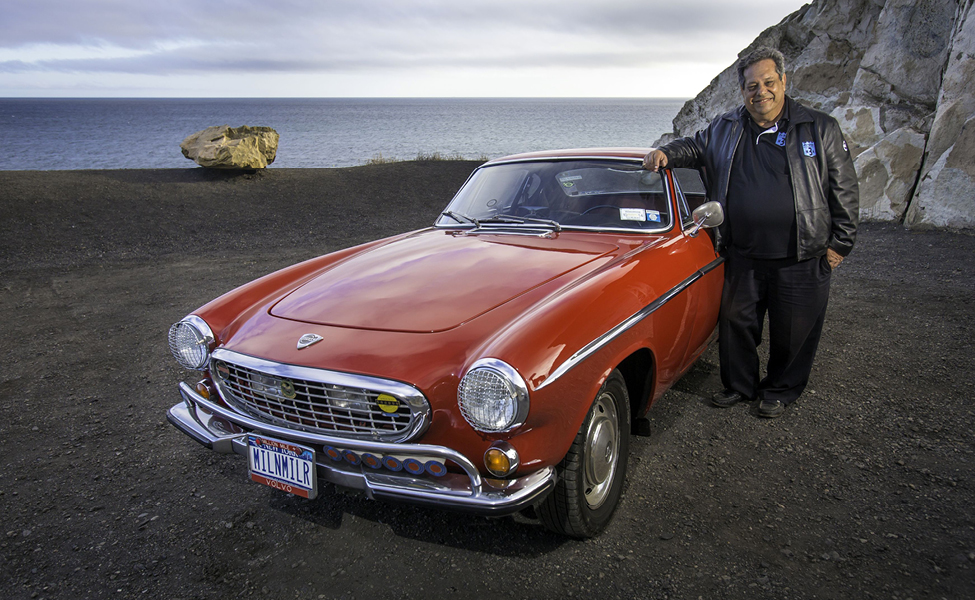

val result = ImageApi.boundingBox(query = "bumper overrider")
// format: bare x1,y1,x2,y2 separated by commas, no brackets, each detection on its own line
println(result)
168,382,556,515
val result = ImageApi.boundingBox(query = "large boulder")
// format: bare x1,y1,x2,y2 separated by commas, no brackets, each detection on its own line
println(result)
180,125,279,169
905,3,975,229
656,0,975,230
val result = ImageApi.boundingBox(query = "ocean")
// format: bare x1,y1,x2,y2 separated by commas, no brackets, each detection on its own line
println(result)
0,98,684,170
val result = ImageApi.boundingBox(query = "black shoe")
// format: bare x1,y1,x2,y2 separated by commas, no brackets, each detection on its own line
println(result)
757,399,785,418
711,389,744,408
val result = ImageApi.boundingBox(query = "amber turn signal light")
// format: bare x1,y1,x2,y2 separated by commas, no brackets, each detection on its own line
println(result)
483,442,520,477
196,380,212,400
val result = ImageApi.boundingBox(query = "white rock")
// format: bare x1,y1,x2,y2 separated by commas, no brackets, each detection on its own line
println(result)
830,104,885,157
852,0,956,108
855,127,926,221
906,116,975,229
905,2,975,229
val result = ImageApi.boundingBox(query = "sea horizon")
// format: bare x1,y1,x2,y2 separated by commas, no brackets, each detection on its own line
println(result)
0,97,688,171
0,95,689,99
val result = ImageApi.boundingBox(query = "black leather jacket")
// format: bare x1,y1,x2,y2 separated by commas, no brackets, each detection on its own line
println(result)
660,97,859,261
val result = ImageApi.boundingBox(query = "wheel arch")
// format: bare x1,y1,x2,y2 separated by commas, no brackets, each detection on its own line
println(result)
615,348,656,432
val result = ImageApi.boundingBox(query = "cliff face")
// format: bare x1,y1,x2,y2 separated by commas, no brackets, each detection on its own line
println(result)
657,0,975,229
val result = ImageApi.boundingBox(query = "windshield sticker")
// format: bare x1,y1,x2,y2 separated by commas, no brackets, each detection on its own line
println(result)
620,208,646,221
558,174,582,189
646,210,661,222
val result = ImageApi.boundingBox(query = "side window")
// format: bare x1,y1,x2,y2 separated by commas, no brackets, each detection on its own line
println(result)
674,175,693,228
674,168,707,229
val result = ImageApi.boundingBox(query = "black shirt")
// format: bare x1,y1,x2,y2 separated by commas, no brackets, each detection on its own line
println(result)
726,108,797,259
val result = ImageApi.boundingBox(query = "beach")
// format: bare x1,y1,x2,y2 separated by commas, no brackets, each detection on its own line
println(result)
1,163,973,599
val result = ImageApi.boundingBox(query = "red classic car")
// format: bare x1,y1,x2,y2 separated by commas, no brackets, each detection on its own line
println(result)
167,148,724,538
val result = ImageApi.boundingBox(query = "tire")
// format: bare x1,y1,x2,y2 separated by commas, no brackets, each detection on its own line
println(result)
539,370,630,538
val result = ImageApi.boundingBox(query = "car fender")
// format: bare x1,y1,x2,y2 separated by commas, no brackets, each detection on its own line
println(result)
460,233,712,470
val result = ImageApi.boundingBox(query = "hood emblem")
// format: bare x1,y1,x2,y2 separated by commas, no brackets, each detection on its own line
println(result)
297,333,324,350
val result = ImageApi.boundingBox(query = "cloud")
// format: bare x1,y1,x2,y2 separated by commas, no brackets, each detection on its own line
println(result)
0,0,809,95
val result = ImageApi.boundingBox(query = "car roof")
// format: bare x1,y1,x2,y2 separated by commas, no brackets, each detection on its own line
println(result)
485,148,652,165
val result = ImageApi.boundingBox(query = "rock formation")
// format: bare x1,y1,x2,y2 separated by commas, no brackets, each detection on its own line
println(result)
655,0,975,229
180,125,279,169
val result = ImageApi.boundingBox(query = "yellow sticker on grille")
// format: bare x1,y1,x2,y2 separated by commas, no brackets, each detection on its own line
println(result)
377,394,400,413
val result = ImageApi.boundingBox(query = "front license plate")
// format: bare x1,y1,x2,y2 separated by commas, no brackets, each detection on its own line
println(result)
247,434,318,499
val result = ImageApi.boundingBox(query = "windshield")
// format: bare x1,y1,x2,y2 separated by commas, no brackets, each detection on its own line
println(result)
437,159,672,232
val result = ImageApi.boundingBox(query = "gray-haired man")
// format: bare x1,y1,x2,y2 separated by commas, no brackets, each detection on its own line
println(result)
645,47,859,418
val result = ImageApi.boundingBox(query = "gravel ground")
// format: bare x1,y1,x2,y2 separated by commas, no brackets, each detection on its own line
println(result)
1,165,973,600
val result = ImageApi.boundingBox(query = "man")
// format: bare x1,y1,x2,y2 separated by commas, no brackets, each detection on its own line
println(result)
644,47,859,418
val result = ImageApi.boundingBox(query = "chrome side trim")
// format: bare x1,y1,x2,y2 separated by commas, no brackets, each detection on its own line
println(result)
697,256,725,277
536,257,725,391
169,383,556,515
210,348,431,443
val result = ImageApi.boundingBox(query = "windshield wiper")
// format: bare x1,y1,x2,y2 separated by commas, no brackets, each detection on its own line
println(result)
476,214,561,232
440,210,479,226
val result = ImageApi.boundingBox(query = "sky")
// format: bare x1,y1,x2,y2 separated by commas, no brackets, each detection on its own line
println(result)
0,0,812,98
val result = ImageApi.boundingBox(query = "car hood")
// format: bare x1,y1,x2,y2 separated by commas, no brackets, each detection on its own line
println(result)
269,229,620,333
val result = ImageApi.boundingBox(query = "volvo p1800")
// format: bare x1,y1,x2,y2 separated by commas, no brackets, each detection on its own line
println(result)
167,148,724,538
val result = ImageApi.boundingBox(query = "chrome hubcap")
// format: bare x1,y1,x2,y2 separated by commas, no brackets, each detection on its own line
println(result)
583,391,619,509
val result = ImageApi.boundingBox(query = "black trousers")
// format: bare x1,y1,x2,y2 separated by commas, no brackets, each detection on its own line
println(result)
719,247,832,405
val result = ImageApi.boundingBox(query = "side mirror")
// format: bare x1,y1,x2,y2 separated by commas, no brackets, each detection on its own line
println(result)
687,201,724,237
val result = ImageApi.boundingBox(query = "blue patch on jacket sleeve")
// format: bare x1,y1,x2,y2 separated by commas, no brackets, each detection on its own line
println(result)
802,141,817,157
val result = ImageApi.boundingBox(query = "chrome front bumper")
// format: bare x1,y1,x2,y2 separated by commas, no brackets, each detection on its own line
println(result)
168,382,556,516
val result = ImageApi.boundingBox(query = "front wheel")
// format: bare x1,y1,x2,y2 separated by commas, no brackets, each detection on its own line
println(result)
539,370,630,538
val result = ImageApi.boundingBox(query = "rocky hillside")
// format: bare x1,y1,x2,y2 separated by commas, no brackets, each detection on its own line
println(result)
656,0,974,230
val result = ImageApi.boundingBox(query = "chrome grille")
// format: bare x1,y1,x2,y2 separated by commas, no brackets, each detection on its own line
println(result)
209,353,428,441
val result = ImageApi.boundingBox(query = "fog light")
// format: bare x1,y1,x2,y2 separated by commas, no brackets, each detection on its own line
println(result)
484,442,520,477
195,381,212,400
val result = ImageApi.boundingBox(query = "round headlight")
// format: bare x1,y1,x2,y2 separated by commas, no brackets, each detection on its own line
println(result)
168,316,214,370
458,359,529,432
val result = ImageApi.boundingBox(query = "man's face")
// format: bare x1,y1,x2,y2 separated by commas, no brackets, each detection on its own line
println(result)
741,59,787,126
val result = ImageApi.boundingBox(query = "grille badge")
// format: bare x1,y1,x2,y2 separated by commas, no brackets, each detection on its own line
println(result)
297,333,324,350
280,380,297,399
